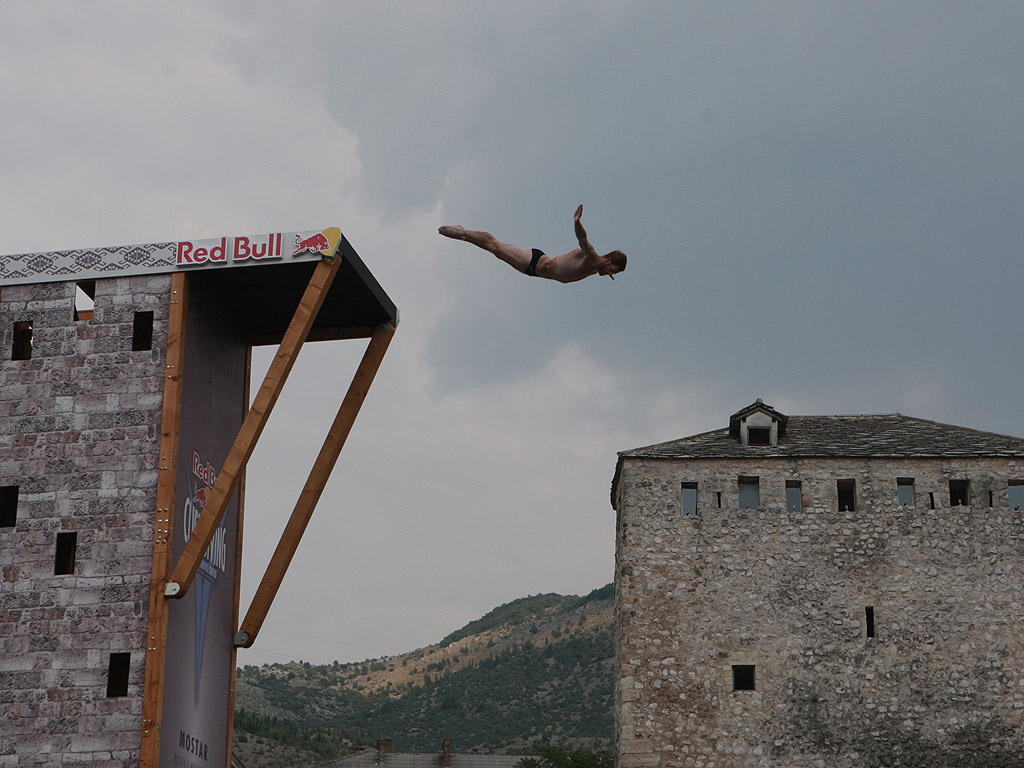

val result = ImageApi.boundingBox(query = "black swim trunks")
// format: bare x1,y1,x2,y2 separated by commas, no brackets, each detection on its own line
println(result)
526,248,544,277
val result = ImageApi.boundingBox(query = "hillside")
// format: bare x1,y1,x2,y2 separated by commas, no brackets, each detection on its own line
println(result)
233,584,614,766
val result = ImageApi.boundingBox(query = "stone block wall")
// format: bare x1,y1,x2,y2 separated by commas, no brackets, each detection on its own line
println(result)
614,455,1024,768
0,275,171,766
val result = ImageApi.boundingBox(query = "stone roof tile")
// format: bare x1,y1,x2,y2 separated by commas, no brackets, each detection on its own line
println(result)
619,414,1024,460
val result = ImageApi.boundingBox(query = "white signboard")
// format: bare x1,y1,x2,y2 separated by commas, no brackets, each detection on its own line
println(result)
0,227,342,286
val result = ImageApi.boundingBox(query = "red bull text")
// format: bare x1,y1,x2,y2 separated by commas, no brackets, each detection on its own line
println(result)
175,228,340,267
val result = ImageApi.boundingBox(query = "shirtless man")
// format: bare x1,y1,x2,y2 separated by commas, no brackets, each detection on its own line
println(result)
439,205,626,283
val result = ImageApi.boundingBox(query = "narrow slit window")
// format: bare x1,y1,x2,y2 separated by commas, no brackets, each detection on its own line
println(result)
949,479,970,507
715,491,722,509
786,481,802,514
897,477,915,507
106,652,131,697
0,485,18,527
837,479,856,512
12,321,32,360
732,664,756,691
74,281,96,321
929,492,936,509
988,490,994,507
738,476,760,510
865,606,875,638
680,482,698,516
1009,481,1024,511
132,311,154,351
54,532,78,575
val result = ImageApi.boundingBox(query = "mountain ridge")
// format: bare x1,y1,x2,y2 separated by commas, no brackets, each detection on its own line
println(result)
233,584,615,767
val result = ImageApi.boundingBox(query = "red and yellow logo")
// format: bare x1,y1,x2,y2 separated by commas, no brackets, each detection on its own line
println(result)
292,227,341,257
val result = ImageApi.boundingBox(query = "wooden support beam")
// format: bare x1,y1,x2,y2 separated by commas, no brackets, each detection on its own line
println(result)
140,273,188,768
167,255,343,598
224,346,251,767
236,322,396,647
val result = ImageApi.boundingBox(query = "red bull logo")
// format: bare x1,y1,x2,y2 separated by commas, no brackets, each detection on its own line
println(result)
175,228,341,267
192,452,216,486
293,232,330,255
183,451,227,574
292,227,342,257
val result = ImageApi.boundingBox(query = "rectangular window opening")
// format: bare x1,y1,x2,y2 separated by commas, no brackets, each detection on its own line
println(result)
106,652,131,697
988,490,994,507
732,664,756,691
1009,481,1024,512
865,606,875,638
132,311,154,352
681,482,698,516
74,281,96,321
738,476,760,510
785,481,803,514
897,477,915,507
837,479,856,512
0,485,18,527
949,479,970,507
12,320,32,360
715,491,722,509
55,531,78,575
747,426,771,446
929,492,936,509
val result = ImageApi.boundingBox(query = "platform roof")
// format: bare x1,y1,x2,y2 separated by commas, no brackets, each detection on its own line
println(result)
197,243,398,345
0,226,398,342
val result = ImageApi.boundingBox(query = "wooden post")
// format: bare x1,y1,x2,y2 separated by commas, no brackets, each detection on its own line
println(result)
224,345,251,767
139,273,188,768
236,322,395,646
167,256,342,598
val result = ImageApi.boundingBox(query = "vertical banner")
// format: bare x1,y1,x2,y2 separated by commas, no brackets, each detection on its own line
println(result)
161,278,247,768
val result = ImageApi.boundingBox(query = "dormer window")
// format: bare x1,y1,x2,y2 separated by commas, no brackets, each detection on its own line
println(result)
729,399,787,448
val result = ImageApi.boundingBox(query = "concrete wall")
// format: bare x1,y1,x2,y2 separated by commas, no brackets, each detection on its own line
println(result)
614,455,1024,768
1,276,170,766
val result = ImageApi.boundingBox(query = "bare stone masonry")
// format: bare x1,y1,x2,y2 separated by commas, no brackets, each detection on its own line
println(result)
611,401,1024,768
1,275,170,767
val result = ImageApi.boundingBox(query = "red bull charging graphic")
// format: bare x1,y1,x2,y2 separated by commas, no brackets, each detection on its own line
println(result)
292,231,333,256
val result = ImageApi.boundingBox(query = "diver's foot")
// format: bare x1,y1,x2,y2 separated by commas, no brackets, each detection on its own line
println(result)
438,225,467,240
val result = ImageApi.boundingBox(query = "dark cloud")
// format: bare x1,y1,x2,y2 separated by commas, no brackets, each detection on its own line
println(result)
8,0,1024,663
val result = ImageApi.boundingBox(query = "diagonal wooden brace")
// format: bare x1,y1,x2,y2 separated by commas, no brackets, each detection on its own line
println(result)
234,321,396,647
166,256,344,599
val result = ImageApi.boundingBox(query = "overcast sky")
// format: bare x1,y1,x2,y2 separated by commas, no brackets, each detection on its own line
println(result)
3,2,1024,666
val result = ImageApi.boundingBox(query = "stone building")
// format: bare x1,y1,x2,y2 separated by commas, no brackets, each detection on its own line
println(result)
0,232,397,767
611,400,1024,768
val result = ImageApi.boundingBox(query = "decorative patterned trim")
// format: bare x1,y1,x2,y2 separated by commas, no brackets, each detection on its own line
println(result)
0,243,176,285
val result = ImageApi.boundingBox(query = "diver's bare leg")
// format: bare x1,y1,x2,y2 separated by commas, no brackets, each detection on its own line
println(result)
439,226,534,273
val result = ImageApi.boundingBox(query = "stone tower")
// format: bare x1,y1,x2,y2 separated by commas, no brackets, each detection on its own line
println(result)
0,230,397,767
611,400,1024,767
